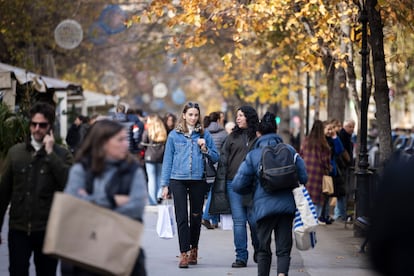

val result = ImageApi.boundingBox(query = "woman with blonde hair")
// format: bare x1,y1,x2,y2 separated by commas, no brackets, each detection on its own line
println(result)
141,114,168,205
161,102,219,268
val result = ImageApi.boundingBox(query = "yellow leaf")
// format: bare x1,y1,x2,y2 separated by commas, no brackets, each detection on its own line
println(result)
310,44,319,52
319,4,327,15
221,53,233,68
281,75,290,84
234,48,242,59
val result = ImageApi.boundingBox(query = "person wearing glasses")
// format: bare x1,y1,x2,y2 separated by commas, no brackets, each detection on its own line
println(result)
161,102,219,269
0,102,73,276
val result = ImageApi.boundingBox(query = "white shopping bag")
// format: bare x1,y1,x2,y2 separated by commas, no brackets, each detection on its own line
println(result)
293,184,319,233
294,230,317,251
292,184,318,250
156,200,176,239
220,214,233,230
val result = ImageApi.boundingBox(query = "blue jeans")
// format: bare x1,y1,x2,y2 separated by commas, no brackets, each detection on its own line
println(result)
202,180,219,224
315,204,323,218
227,180,259,262
334,195,347,220
145,162,163,205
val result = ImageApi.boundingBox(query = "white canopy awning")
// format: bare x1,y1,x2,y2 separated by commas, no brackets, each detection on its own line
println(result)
0,62,119,109
83,90,119,107
0,62,80,92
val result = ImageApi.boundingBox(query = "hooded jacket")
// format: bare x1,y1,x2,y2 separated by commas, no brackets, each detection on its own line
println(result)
206,122,227,152
232,133,308,222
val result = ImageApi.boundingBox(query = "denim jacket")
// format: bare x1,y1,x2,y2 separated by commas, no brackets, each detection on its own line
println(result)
161,128,219,186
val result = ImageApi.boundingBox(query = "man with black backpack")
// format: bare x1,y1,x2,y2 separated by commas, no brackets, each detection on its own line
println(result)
232,112,308,276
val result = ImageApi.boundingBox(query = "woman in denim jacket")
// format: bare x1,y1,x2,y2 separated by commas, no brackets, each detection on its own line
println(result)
161,102,219,268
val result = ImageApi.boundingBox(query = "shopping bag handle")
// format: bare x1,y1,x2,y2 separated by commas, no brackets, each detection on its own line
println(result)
162,198,174,205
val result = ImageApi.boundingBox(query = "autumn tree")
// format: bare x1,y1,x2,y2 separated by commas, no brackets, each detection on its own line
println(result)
138,0,414,163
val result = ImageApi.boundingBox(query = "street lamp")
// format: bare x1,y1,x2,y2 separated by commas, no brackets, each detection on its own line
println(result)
355,0,371,227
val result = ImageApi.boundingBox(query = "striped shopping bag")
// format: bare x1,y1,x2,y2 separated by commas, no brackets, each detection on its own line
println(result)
292,184,318,250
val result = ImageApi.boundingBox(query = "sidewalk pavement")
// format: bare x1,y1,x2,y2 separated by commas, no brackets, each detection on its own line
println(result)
142,206,379,276
0,205,380,276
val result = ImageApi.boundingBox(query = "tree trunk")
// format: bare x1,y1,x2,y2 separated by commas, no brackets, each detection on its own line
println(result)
368,0,393,165
298,72,306,141
329,66,347,122
279,105,291,144
323,55,334,121
314,70,322,120
346,55,360,119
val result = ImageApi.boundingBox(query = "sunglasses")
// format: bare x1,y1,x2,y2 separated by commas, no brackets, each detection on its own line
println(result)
187,102,199,109
30,121,49,129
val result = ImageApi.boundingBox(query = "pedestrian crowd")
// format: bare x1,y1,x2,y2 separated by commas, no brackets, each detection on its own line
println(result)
1,100,364,276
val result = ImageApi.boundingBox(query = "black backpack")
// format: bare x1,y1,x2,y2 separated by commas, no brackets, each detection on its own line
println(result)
258,143,299,193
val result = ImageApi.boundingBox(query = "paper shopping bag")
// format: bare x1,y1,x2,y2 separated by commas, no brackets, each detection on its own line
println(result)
156,200,176,239
43,192,143,276
322,175,334,195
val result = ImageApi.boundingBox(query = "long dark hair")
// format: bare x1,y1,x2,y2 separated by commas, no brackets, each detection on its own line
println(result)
204,111,220,128
306,120,330,151
232,105,258,140
75,119,133,174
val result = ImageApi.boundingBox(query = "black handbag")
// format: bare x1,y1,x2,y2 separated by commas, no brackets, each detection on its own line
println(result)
200,132,217,178
204,156,217,178
208,176,231,215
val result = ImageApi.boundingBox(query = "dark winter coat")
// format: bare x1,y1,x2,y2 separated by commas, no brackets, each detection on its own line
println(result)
232,133,308,222
0,141,73,233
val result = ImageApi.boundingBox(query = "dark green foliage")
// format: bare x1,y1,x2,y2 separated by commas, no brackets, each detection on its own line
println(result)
0,103,29,158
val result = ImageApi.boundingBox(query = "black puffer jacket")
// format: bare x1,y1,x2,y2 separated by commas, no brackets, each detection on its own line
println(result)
0,142,73,233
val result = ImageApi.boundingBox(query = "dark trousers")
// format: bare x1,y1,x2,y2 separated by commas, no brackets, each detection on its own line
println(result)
256,214,294,276
170,179,209,253
8,229,58,276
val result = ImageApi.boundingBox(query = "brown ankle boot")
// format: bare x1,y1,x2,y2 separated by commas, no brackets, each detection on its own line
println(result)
179,252,189,268
188,248,198,265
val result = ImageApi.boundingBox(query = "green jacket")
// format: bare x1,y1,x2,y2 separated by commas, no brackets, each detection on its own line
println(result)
0,142,73,234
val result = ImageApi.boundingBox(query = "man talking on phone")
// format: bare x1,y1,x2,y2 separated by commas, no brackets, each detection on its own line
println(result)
0,102,73,276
